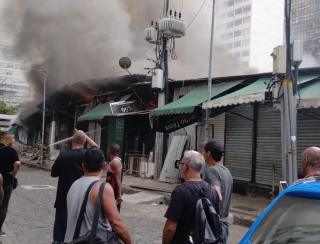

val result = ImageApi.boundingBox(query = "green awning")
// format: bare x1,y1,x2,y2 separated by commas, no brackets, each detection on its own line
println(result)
203,74,320,109
151,80,242,117
299,78,320,108
78,102,112,121
203,78,269,109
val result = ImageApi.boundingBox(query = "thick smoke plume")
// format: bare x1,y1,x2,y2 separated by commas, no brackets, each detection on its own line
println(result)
1,0,253,100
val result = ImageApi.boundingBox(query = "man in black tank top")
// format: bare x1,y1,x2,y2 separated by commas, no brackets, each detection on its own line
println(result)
162,150,218,244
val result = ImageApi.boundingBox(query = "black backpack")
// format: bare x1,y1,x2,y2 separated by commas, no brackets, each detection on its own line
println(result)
190,197,223,244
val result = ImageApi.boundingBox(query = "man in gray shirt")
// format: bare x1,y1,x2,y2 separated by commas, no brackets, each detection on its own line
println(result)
203,140,233,243
64,148,133,244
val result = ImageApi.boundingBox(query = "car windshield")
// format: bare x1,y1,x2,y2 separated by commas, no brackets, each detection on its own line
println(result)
251,195,320,244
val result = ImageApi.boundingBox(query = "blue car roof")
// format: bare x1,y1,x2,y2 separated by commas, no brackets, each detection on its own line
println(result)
285,180,320,199
239,180,320,244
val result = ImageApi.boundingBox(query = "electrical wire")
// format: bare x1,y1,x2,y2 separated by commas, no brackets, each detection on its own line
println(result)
186,0,207,29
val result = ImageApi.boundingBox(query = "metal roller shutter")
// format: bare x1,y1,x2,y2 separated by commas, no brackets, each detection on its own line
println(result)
256,105,281,185
211,113,226,146
224,104,253,182
297,108,320,175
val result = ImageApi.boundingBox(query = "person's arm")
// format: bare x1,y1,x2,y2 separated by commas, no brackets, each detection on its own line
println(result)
110,159,122,203
8,148,21,177
11,161,21,177
163,188,183,244
99,184,133,244
0,174,3,205
74,129,98,148
207,169,223,201
162,219,177,244
84,134,98,148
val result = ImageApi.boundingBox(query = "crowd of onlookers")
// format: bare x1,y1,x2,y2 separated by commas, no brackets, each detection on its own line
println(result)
50,129,233,244
0,128,319,243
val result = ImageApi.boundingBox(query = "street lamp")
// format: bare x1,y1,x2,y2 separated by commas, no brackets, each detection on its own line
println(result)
205,0,216,142
40,70,47,165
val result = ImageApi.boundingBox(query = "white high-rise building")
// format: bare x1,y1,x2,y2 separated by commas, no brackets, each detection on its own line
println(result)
291,0,320,68
214,0,284,72
0,26,30,106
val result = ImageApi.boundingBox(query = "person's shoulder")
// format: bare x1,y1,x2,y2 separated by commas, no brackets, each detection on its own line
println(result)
173,183,189,194
110,157,122,167
0,146,18,155
217,164,233,177
59,148,84,157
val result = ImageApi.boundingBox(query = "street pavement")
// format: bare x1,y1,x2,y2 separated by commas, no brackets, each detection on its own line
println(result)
1,166,248,244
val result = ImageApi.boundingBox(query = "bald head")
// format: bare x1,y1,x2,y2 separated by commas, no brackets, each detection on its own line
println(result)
302,146,320,176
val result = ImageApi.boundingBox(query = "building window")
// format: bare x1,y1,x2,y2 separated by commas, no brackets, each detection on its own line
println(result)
234,18,243,26
234,41,241,47
233,52,241,58
234,30,242,37
241,50,250,57
243,28,250,38
242,38,250,46
243,16,250,24
226,32,234,39
227,0,234,7
243,5,251,13
227,21,234,28
227,11,234,17
235,8,242,15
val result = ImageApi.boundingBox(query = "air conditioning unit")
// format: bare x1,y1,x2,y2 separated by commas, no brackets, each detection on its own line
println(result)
152,69,164,90
144,26,159,44
271,45,286,74
159,17,186,38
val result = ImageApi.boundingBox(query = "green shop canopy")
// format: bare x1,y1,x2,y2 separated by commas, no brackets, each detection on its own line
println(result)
78,102,112,121
299,78,320,108
202,77,269,109
202,74,320,109
150,80,242,117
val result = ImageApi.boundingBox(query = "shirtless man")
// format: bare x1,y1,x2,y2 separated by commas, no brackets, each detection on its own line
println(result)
106,143,123,210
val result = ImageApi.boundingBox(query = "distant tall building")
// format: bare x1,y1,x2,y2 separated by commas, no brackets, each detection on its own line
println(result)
0,27,30,106
291,0,320,67
214,0,284,72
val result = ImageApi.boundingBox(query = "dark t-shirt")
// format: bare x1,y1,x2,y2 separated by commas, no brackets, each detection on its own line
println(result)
165,180,217,244
0,145,19,186
51,148,85,210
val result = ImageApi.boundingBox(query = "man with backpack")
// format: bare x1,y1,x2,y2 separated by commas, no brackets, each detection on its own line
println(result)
203,140,233,243
162,150,220,244
64,148,133,244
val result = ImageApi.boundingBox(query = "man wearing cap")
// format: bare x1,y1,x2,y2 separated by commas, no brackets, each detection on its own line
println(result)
203,139,233,243
51,130,98,244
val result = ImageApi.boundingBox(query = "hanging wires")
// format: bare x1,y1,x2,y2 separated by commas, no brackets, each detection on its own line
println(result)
186,0,207,29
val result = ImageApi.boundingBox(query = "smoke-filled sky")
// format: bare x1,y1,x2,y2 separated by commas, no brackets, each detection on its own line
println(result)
0,0,252,97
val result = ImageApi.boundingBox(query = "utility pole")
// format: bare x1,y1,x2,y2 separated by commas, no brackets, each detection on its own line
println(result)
154,0,170,178
205,0,216,142
145,0,186,179
283,0,297,184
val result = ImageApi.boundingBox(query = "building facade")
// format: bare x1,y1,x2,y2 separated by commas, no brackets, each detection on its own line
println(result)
291,0,320,67
0,27,30,106
214,0,284,72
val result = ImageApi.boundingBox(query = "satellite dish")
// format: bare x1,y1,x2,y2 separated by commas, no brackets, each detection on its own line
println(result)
119,57,131,70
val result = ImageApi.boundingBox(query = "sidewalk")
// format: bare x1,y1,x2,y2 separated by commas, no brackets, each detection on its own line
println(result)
21,159,270,227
